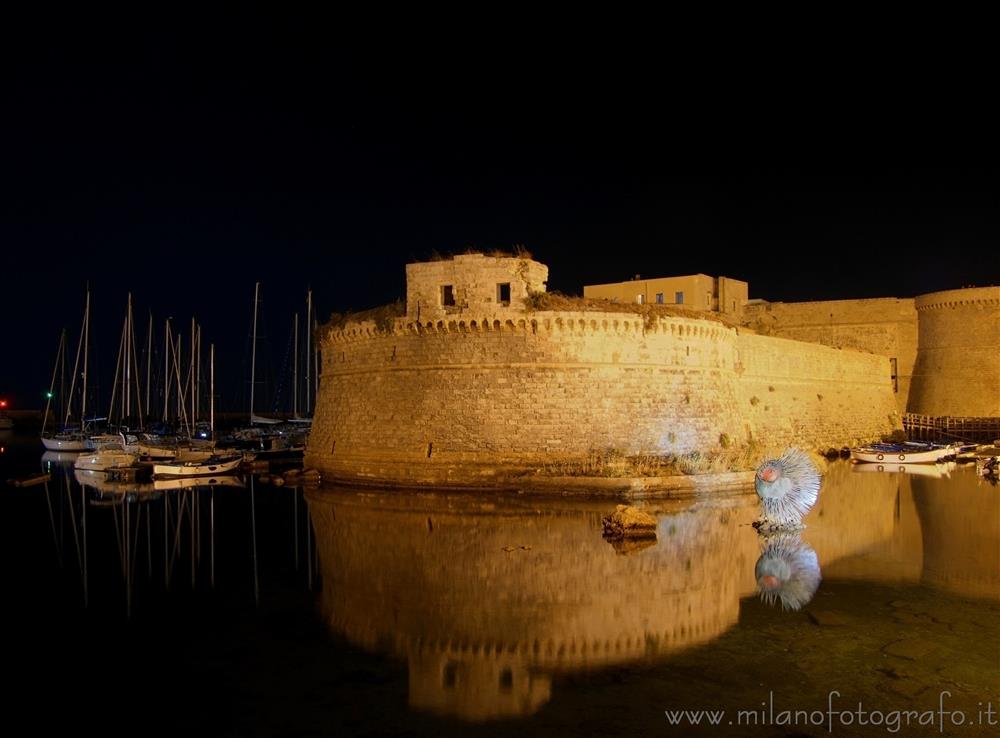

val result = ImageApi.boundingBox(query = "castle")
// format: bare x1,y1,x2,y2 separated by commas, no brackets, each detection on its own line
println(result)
302,253,964,488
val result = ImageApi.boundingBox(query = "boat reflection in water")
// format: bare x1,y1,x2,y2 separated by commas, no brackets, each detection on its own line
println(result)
305,461,999,722
45,466,261,617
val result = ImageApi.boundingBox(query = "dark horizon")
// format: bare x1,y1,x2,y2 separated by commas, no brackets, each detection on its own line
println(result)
3,27,998,411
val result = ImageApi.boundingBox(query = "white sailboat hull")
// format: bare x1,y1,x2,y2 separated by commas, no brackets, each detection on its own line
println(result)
42,435,92,452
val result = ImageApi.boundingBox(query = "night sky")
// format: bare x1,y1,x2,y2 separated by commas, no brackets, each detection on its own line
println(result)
3,24,998,411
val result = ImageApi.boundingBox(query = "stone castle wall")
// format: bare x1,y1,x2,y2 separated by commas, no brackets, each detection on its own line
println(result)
909,287,1000,417
306,311,897,486
743,297,917,413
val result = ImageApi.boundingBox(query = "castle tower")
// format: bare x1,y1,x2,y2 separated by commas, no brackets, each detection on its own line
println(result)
909,287,1000,417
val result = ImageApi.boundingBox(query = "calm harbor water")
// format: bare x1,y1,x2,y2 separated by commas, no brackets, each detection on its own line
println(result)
1,429,997,736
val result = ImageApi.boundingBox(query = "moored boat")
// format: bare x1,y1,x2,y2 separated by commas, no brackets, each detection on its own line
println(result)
849,442,950,464
152,453,242,478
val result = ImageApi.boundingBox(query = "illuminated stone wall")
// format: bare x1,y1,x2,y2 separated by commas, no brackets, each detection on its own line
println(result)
743,297,917,413
733,332,898,449
306,257,897,486
909,287,1000,417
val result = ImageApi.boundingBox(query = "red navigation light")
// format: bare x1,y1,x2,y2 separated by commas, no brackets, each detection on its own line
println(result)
0,400,7,408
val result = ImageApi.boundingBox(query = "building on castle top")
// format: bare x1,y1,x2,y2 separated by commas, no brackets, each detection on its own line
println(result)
405,253,549,322
583,274,748,316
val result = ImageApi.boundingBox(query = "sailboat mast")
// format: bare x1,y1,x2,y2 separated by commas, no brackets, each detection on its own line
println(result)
42,330,66,434
129,298,144,430
108,314,126,424
305,290,312,414
82,290,90,426
190,317,196,430
250,282,259,422
163,318,171,422
210,343,215,436
125,293,132,419
313,317,319,409
293,312,299,417
145,312,152,417
196,323,201,423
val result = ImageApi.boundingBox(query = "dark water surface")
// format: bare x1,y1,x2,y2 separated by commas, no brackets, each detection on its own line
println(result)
1,429,997,736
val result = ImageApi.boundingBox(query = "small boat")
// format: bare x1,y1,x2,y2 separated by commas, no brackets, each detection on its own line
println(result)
152,454,243,478
976,455,999,478
0,399,13,430
850,442,950,465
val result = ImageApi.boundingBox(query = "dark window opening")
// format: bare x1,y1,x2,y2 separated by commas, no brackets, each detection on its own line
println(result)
890,357,898,393
656,293,664,304
497,282,511,305
443,662,458,688
499,668,513,691
675,291,684,305
442,285,455,306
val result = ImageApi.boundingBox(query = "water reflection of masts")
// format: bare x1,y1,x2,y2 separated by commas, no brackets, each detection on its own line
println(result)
43,474,89,606
165,485,209,592
251,475,258,605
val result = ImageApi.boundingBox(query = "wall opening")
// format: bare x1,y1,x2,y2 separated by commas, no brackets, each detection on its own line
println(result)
636,293,645,304
497,282,511,305
441,285,455,306
656,293,664,304
426,442,433,458
443,662,458,688
675,291,684,305
499,668,513,691
890,357,898,393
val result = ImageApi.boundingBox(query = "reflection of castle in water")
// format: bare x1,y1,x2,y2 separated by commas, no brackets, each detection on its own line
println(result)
307,490,763,719
307,467,998,721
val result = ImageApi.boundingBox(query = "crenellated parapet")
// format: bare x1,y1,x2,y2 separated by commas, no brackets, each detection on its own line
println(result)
324,312,730,343
915,286,1000,312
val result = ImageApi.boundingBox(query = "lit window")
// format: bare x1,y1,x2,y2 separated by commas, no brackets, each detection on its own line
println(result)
636,294,644,304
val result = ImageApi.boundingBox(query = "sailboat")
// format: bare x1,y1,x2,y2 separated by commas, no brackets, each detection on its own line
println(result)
41,290,94,451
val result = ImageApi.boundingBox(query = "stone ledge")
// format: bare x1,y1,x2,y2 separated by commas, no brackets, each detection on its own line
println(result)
314,467,756,498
